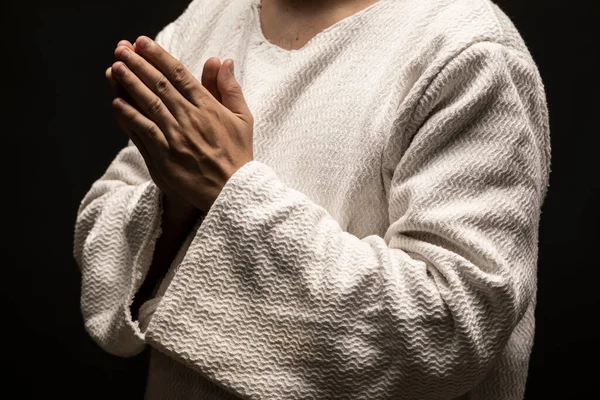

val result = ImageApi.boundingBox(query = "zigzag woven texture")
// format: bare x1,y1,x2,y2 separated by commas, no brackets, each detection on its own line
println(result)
73,0,551,398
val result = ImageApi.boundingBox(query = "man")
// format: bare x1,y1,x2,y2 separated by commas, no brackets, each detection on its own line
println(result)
74,0,551,398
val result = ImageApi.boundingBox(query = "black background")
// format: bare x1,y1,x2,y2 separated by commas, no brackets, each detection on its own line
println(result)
8,0,598,398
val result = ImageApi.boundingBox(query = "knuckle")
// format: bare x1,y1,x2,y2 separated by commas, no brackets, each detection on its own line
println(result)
228,82,242,93
170,63,193,90
170,63,187,84
143,122,159,138
178,148,200,165
168,127,188,153
146,97,163,116
171,138,193,158
187,113,204,132
122,108,137,123
154,76,170,96
203,105,221,122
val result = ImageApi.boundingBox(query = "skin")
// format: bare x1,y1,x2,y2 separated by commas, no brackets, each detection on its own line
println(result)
105,1,375,213
258,0,381,50
106,36,254,215
106,42,221,215
110,0,380,312
265,0,371,14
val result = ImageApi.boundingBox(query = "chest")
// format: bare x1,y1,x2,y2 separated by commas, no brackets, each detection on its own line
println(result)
240,56,396,236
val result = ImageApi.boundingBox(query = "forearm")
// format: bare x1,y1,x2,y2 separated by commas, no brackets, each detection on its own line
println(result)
131,193,203,321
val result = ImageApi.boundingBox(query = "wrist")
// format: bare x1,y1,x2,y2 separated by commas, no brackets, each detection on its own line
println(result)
162,192,202,220
158,195,203,251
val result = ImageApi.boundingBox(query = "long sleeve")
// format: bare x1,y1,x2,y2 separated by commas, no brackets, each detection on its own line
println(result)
72,21,181,357
139,40,550,399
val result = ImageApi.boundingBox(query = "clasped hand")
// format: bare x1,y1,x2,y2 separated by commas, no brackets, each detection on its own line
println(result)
106,35,254,215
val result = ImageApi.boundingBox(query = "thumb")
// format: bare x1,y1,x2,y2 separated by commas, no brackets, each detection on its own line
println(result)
217,59,251,122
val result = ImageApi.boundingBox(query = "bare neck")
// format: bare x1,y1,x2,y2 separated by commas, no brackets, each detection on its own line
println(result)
264,0,364,16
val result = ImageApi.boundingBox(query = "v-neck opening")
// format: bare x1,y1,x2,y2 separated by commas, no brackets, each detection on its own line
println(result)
250,0,388,55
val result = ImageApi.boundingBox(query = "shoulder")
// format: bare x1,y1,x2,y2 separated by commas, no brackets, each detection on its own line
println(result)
384,0,534,62
376,0,541,109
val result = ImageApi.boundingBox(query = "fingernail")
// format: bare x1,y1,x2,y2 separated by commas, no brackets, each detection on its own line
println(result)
138,37,150,49
229,60,234,75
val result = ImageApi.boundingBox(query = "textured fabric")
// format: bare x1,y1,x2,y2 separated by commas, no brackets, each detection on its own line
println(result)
73,0,551,398
138,215,203,333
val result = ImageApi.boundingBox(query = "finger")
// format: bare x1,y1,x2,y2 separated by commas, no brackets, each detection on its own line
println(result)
112,96,170,161
114,46,189,124
112,104,152,167
117,40,135,51
201,57,222,103
114,41,155,163
106,67,118,93
106,66,128,98
115,110,161,186
113,41,135,96
106,66,139,111
111,60,180,143
107,69,139,117
134,35,212,107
